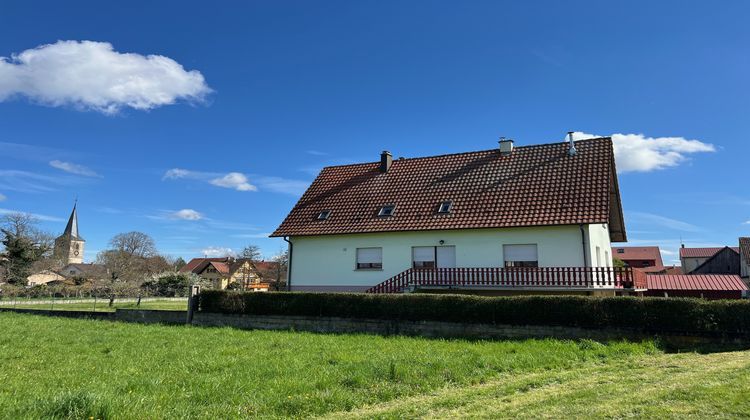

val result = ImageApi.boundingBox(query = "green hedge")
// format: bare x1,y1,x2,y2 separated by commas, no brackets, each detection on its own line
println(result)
198,291,750,335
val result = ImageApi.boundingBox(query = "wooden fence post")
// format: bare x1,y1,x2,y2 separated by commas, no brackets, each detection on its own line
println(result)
186,285,201,325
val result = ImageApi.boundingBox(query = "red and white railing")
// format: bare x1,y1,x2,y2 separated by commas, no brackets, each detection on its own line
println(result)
365,267,647,294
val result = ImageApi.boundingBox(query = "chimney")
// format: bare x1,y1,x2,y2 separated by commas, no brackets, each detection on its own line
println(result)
498,137,514,155
380,150,392,173
567,131,577,156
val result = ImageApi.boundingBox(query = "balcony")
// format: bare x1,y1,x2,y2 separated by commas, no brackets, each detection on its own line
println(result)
365,267,648,294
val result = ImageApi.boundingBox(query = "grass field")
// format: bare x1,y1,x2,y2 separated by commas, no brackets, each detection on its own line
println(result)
0,313,748,419
1,298,187,312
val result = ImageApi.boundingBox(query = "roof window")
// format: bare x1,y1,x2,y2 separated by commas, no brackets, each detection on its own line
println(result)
317,210,331,220
438,201,452,214
378,205,395,217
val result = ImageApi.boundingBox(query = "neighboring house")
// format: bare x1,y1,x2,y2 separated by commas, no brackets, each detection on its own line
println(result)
180,257,271,291
272,137,642,294
740,237,750,280
689,246,740,275
27,270,68,286
680,246,740,274
640,265,683,275
611,246,663,268
644,274,748,300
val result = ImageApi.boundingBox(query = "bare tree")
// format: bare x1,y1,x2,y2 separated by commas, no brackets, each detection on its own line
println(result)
240,244,261,261
97,231,160,283
109,231,157,258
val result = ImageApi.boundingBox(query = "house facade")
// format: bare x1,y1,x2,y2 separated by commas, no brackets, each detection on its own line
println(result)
680,246,740,274
272,137,635,294
180,257,272,291
739,237,749,280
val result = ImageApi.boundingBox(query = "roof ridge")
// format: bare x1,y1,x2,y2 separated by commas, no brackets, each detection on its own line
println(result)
319,137,613,171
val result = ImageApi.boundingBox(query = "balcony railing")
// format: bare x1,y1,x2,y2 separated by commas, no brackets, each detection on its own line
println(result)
365,267,647,294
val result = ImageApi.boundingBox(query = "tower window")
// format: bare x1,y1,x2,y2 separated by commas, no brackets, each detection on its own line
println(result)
378,205,395,217
317,210,331,220
438,201,452,213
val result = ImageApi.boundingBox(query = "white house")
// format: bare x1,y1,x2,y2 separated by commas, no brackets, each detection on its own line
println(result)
271,136,638,294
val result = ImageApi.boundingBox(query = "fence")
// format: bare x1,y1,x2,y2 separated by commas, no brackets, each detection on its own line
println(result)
0,286,192,312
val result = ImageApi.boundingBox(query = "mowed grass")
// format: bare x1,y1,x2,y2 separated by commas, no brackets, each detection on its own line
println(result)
5,299,187,312
0,313,747,419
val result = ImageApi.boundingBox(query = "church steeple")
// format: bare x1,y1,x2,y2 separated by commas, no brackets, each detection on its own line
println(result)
63,199,82,240
54,200,85,265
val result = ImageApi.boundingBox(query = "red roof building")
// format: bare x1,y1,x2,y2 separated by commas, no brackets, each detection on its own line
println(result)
645,274,748,299
611,246,663,268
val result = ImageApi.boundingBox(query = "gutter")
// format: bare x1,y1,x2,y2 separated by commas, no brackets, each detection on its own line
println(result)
283,236,293,291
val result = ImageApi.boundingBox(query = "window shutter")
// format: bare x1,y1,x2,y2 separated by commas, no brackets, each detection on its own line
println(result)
412,247,435,262
357,248,382,264
503,244,538,261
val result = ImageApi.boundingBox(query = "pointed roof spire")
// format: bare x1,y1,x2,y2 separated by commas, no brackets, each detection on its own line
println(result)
63,199,83,240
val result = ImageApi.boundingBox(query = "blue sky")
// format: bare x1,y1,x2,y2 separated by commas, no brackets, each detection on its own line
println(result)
0,1,748,264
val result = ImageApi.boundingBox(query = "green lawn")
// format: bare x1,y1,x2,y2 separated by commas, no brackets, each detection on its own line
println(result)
0,313,747,419
3,298,187,312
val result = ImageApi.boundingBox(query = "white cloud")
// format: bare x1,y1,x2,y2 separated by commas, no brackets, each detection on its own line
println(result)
171,209,203,221
0,208,64,222
572,132,715,173
306,150,328,156
209,172,257,192
49,160,101,177
162,168,195,180
231,232,273,239
253,176,309,196
627,211,702,232
201,246,234,258
743,221,750,225
0,193,5,201
0,40,211,114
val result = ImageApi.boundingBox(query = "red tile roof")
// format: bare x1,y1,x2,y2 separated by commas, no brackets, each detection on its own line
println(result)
272,138,625,239
611,246,663,266
679,247,740,258
739,237,750,263
209,261,230,275
180,257,228,273
646,274,748,291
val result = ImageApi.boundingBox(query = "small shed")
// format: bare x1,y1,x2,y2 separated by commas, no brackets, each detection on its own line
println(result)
645,274,748,299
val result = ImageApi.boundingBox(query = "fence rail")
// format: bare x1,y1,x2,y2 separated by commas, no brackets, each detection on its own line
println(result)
366,267,648,294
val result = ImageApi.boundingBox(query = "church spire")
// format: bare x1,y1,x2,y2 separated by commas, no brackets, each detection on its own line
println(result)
63,200,82,240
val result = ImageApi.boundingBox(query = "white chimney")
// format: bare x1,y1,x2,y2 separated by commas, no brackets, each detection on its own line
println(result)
567,131,577,156
499,137,514,155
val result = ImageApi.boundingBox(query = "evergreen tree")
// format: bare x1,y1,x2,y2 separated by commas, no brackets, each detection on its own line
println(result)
0,229,46,285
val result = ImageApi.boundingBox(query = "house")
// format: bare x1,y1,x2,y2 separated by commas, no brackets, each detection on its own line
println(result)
271,136,645,295
680,246,740,274
740,237,749,280
644,274,748,300
180,257,272,291
26,263,109,286
611,246,663,268
27,270,68,286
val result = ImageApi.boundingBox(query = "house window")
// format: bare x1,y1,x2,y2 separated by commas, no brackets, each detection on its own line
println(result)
617,248,624,254
503,244,538,268
356,247,382,269
412,246,456,268
437,201,452,214
378,205,395,217
317,210,331,220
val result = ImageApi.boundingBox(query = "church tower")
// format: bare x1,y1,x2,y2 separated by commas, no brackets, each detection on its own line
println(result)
53,202,85,265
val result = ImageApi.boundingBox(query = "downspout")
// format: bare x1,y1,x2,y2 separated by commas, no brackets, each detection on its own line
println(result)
283,236,293,291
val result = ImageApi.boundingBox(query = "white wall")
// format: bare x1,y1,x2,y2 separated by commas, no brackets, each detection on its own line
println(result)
290,225,603,290
681,257,707,274
587,223,613,267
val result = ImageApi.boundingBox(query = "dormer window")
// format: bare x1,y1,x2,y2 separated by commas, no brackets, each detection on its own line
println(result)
317,210,331,220
378,205,395,217
438,201,452,214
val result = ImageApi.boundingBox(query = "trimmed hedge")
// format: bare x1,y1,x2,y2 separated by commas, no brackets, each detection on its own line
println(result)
198,291,750,335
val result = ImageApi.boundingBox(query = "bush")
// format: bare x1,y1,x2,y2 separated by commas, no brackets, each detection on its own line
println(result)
198,291,750,336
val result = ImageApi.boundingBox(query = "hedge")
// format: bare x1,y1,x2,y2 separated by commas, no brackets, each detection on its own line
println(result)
198,291,750,335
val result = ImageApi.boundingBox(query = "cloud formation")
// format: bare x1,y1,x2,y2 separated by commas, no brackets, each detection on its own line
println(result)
49,160,101,177
627,211,702,232
0,40,211,114
0,193,5,201
201,246,234,258
572,132,715,173
209,172,257,192
163,168,305,195
0,208,64,222
171,209,203,221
